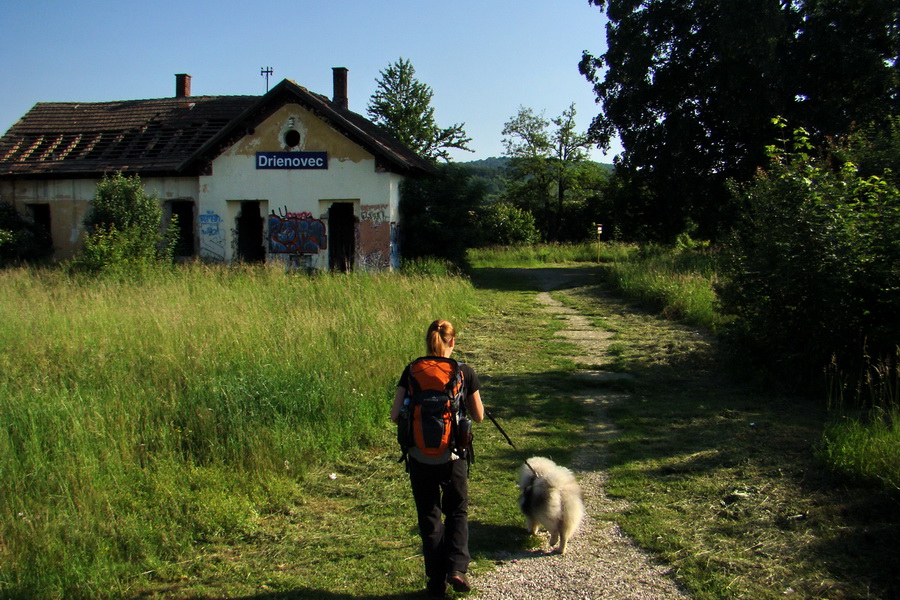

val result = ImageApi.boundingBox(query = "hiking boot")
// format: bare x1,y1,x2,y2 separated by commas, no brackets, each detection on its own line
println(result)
447,571,471,593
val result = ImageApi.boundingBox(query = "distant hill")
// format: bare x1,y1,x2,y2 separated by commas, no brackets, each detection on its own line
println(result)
457,157,614,197
462,157,512,171
457,157,511,196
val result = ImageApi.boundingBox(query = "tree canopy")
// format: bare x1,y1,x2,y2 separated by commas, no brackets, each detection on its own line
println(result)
580,0,900,240
367,58,472,162
501,104,599,240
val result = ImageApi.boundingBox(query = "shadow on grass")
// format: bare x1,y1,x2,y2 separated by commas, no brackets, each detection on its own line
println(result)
469,266,605,293
590,340,900,598
469,520,533,557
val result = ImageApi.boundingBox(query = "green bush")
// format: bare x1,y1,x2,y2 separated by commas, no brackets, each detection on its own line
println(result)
78,173,171,272
478,201,540,246
720,119,900,388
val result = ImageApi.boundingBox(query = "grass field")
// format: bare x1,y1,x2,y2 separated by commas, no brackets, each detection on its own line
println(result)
1,248,897,599
0,264,484,598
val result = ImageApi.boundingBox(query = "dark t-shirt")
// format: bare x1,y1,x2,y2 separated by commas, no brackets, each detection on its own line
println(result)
397,360,481,399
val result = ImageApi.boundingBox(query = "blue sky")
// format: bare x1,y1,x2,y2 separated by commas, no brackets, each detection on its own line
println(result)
0,0,620,162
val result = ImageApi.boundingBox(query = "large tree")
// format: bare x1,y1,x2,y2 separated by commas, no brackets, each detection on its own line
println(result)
579,0,900,241
367,58,472,162
501,104,595,240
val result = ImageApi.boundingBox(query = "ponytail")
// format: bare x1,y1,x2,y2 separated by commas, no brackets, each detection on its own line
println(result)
426,319,456,356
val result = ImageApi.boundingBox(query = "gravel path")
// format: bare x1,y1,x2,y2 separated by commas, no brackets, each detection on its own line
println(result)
470,270,690,600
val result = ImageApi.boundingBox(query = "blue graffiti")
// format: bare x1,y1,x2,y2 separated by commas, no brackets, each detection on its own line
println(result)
268,212,327,254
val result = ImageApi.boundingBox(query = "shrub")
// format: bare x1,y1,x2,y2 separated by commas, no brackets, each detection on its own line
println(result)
719,119,900,389
78,173,172,272
478,201,540,246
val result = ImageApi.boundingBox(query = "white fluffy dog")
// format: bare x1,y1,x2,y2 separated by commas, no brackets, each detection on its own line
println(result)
517,456,584,554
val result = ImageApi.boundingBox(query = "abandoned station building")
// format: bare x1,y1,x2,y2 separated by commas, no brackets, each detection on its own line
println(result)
0,70,434,270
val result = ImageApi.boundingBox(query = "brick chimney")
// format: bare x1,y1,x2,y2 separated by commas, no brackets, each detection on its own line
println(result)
175,74,192,98
332,67,348,109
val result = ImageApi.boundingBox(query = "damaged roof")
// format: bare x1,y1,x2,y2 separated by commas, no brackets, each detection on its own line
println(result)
0,78,435,178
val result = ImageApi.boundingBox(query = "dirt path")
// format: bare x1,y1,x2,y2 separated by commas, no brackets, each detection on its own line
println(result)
471,269,690,600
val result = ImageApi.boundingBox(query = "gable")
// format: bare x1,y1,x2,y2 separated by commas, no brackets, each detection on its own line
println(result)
222,104,374,164
192,79,436,177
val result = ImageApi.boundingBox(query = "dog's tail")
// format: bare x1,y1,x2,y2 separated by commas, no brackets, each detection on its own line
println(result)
560,489,584,542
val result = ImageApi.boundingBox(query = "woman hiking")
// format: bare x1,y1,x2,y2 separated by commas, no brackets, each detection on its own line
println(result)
391,319,485,599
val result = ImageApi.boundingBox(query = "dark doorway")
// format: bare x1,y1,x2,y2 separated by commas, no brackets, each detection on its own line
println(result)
169,200,195,257
236,201,265,263
328,202,355,272
26,203,53,252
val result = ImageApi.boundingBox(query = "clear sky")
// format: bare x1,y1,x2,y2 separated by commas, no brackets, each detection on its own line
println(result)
0,0,620,163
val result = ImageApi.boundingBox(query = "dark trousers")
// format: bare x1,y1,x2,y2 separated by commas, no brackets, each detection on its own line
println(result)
408,458,470,583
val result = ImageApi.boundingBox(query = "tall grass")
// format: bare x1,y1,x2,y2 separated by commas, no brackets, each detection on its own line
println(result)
602,244,727,330
0,263,477,598
821,349,900,491
467,242,629,267
821,410,900,491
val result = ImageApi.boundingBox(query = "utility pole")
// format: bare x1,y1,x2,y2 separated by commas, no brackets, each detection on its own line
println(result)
260,67,273,92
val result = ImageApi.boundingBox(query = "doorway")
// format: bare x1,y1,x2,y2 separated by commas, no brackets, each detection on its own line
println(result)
236,201,265,263
25,203,53,252
168,200,195,258
328,202,355,272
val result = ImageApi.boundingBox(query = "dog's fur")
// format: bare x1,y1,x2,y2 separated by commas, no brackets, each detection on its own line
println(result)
517,456,584,554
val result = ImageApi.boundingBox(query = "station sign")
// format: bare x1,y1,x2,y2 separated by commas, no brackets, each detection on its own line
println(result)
256,151,328,170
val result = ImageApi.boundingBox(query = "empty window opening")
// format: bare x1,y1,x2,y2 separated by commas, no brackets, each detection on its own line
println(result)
284,129,301,148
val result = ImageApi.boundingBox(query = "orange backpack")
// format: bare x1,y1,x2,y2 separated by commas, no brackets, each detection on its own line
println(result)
398,356,467,463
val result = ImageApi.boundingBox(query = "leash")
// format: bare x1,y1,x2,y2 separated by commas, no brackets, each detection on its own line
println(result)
484,408,537,476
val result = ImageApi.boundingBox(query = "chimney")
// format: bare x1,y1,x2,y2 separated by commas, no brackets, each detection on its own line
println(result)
175,73,192,98
332,67,348,109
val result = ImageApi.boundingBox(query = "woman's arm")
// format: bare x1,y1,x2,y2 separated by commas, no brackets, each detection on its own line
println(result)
390,386,407,423
467,390,484,423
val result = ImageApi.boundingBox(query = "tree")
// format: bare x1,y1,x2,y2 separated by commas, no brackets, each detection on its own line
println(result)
501,104,594,240
399,163,485,265
579,0,899,241
367,58,472,162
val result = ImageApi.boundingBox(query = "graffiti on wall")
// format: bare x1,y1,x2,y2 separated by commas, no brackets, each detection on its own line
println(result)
360,204,389,224
390,222,400,269
198,210,226,261
357,203,391,269
268,207,328,254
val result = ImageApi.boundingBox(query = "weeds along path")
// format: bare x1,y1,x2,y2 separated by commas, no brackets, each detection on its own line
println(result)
472,268,689,600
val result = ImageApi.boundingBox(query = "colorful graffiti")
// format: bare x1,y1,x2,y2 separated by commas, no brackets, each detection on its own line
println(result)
268,208,327,254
